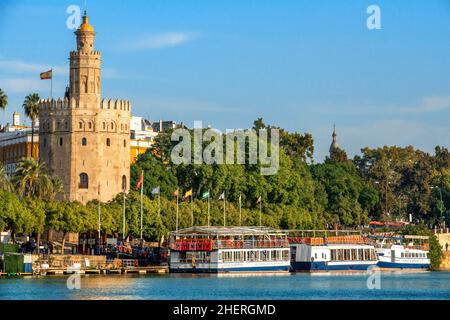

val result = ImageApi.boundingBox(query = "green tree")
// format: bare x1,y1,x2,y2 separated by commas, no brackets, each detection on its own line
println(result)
12,158,54,200
0,88,7,111
23,93,40,158
0,163,13,193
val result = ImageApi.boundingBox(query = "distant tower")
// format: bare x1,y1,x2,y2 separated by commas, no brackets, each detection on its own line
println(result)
12,112,20,126
329,123,340,155
39,11,131,204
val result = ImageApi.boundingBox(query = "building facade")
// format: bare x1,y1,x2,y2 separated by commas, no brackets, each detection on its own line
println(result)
0,113,39,175
38,13,131,204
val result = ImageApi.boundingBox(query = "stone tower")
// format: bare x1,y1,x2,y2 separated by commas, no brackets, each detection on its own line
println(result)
39,12,131,204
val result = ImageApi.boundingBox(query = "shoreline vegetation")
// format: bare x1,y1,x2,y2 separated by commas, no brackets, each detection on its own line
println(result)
0,118,448,269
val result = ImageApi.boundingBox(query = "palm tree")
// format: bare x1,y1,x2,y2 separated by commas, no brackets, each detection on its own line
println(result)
51,176,63,200
23,93,40,158
0,88,7,111
12,158,54,200
0,163,13,193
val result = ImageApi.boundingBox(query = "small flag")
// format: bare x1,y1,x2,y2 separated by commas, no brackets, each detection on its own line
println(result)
135,171,144,191
173,188,179,197
218,192,225,201
151,186,160,195
184,189,193,199
40,70,52,80
202,191,210,199
256,196,261,204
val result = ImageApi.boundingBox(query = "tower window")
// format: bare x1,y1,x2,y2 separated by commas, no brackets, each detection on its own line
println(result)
88,122,92,130
122,175,127,191
43,138,47,148
123,139,126,147
79,173,89,189
110,123,114,130
82,137,87,146
79,122,83,129
59,137,63,146
106,138,111,146
103,122,106,130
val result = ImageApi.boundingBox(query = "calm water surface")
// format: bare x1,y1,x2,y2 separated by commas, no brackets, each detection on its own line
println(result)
0,272,449,300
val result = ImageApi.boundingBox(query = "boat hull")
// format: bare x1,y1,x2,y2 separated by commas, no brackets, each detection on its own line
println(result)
376,261,429,270
291,261,377,272
170,265,290,273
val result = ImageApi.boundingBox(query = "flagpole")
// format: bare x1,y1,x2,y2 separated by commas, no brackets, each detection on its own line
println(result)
140,170,144,244
223,191,226,227
98,182,101,249
50,68,53,99
158,187,161,217
259,196,262,227
176,188,179,231
122,190,126,242
239,192,242,227
191,191,194,227
207,190,210,227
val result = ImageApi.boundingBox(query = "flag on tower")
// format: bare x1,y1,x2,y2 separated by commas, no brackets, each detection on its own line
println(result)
135,171,144,191
256,196,261,204
40,70,52,80
173,188,179,197
202,191,210,199
218,192,225,200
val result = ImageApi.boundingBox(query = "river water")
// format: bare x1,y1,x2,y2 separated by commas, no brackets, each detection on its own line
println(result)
0,272,449,300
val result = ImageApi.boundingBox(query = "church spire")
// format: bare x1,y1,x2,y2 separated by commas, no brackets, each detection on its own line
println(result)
329,123,340,154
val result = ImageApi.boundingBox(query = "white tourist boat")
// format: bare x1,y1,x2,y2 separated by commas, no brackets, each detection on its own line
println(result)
168,226,291,273
370,235,430,270
289,233,378,272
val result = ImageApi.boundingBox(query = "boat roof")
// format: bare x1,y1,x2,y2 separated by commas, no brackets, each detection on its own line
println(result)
170,226,288,237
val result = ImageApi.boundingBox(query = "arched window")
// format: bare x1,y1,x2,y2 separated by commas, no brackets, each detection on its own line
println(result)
82,137,87,146
59,137,63,146
123,139,126,147
88,122,92,130
65,121,69,130
79,173,89,189
106,138,111,146
102,122,106,130
122,175,127,191
110,122,114,130
79,122,83,129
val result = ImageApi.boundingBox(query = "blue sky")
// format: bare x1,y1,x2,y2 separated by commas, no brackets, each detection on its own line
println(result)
0,0,449,161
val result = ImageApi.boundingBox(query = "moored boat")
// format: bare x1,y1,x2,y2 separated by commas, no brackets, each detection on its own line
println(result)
370,235,430,271
289,232,378,272
168,226,291,273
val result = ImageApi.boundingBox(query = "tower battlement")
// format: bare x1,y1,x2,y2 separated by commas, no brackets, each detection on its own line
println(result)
70,50,101,58
39,97,131,113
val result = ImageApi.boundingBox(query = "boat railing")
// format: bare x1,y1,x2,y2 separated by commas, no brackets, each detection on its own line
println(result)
169,238,289,251
288,236,370,246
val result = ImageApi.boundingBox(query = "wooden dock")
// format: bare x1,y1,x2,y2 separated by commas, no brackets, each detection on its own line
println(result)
33,266,168,276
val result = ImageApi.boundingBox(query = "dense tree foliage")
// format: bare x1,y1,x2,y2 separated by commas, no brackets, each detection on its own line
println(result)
0,119,448,257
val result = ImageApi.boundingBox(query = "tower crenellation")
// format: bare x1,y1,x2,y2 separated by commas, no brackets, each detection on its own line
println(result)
39,11,131,204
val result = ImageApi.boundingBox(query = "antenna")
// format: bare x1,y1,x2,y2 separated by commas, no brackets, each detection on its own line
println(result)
84,0,87,15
